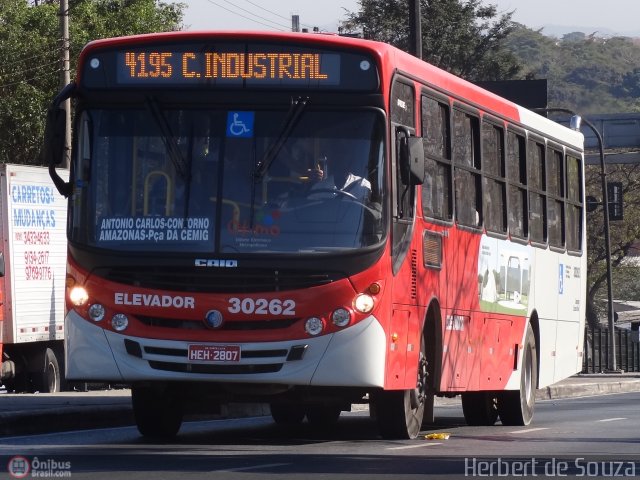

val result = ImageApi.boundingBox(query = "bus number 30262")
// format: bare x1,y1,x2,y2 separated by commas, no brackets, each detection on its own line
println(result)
228,297,296,316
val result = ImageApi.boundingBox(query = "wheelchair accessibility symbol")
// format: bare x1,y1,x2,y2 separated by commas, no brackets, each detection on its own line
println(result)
227,111,254,138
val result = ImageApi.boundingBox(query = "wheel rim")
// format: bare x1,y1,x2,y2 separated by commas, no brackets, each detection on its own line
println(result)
523,346,532,405
46,361,58,393
410,351,427,409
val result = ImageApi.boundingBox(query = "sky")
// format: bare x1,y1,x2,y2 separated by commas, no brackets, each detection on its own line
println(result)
181,0,640,37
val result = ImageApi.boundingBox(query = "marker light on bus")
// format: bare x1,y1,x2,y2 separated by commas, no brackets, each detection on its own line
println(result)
353,294,375,314
69,286,89,306
88,304,105,322
304,317,324,336
111,314,129,332
331,308,351,327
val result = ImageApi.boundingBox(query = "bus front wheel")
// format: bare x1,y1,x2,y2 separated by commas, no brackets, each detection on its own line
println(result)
373,338,427,439
269,403,306,425
132,384,184,438
497,324,537,426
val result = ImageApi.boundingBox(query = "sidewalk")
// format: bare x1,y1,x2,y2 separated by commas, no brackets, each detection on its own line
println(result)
1,373,639,437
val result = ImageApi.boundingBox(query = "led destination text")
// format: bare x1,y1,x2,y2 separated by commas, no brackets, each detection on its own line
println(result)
123,51,331,82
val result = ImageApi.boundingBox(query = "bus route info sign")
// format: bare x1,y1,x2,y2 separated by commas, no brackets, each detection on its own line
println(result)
96,216,210,243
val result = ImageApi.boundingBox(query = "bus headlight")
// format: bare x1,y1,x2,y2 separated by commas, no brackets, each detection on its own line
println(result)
304,317,324,336
331,308,351,327
111,314,129,332
353,294,375,314
69,286,89,306
88,304,105,322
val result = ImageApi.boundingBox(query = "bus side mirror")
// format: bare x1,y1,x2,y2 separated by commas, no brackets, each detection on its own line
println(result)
399,136,425,186
42,107,66,166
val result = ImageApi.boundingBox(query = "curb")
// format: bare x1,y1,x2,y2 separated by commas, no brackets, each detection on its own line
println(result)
536,379,640,400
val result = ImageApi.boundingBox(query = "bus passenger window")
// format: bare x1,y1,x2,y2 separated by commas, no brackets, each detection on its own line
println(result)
527,140,546,244
421,95,452,221
482,122,506,234
507,131,527,239
566,154,583,251
453,109,481,228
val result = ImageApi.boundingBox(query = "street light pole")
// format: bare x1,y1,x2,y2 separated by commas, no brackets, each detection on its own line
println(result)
59,0,71,169
534,107,616,371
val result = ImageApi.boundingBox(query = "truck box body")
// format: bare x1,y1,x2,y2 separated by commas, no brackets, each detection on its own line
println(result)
0,164,68,392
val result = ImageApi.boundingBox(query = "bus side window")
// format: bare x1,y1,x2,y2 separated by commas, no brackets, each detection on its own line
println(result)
507,131,528,239
527,139,547,244
453,109,481,228
482,120,506,234
547,147,565,248
566,153,583,251
421,95,452,221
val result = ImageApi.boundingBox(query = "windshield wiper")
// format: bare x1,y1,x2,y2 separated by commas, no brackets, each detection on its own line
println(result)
254,96,308,180
145,96,189,180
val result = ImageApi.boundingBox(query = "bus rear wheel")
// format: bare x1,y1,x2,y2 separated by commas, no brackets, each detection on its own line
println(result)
461,392,499,426
497,324,537,426
132,385,184,438
373,338,427,439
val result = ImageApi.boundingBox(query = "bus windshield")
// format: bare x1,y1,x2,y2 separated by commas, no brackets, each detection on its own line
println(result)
71,107,386,254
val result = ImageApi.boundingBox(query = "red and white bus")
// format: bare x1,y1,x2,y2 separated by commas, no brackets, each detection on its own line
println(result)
43,31,586,439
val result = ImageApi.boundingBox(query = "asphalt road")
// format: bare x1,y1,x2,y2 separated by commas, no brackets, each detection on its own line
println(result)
1,391,639,479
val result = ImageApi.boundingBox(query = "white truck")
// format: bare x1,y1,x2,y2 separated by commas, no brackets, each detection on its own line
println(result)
0,164,68,392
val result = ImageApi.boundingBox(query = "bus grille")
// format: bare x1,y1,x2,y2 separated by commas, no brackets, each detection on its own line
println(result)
95,267,344,293
148,360,283,374
137,316,299,331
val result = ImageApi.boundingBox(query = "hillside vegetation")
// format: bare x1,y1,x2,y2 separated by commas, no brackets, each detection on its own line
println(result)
507,26,640,114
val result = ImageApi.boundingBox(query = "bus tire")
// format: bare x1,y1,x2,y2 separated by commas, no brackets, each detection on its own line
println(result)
373,337,427,439
132,385,183,438
306,405,342,427
270,403,306,425
461,392,499,426
497,324,537,426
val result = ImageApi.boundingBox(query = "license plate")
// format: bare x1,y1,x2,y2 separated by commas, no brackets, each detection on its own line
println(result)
188,344,241,363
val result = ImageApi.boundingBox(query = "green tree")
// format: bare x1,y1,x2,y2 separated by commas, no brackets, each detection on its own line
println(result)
585,162,640,322
341,0,521,81
505,26,640,114
0,0,185,165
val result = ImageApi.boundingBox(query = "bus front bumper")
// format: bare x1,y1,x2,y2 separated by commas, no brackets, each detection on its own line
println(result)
64,310,387,388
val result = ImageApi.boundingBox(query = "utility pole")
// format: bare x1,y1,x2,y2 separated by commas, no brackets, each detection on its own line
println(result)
408,0,422,59
60,0,71,168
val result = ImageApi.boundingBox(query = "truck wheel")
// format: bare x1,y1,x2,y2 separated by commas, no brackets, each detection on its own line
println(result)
34,348,61,393
497,324,537,426
132,385,184,438
461,392,499,426
373,337,427,439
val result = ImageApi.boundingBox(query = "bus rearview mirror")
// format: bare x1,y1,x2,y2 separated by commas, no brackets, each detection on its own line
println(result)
399,136,425,186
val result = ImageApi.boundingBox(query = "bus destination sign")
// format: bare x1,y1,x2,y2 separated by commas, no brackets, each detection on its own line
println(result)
121,51,334,83
81,43,379,91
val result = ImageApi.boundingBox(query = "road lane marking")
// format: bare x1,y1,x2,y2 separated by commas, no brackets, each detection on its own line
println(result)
215,463,291,472
597,417,627,422
387,443,443,450
509,427,549,434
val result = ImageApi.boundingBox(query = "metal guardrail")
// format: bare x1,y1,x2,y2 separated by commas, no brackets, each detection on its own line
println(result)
583,325,640,373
